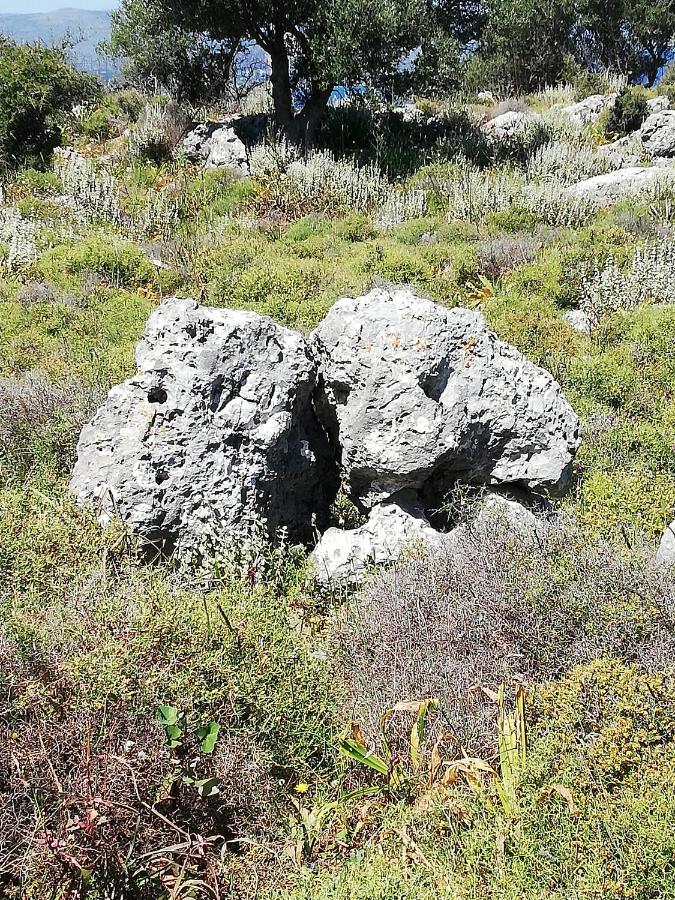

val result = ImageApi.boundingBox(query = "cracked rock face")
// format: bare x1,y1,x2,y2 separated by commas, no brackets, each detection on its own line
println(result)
561,94,616,126
640,110,675,157
310,287,580,509
70,298,335,556
180,115,268,174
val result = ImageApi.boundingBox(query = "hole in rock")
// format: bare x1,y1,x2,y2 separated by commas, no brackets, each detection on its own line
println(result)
155,470,169,485
333,386,350,406
209,376,226,412
148,386,167,404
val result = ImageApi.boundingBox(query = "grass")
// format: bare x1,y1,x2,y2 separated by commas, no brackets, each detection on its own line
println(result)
0,88,674,897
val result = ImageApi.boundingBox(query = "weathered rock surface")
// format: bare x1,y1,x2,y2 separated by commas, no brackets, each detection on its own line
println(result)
640,110,675,157
472,492,543,539
565,167,672,204
180,115,267,173
564,309,593,334
656,520,675,566
561,93,616,126
310,287,580,509
482,110,541,141
647,96,670,114
70,298,335,556
313,491,544,585
311,493,444,585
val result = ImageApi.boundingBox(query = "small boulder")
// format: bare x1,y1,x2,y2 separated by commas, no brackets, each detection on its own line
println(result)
70,298,335,557
656,520,675,566
647,96,670,114
472,492,543,541
311,287,580,509
180,114,267,174
311,493,443,585
564,309,593,334
483,110,541,141
640,110,675,157
565,167,672,205
561,94,616,126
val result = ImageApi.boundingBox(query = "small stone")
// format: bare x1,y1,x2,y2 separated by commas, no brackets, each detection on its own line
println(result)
656,520,675,566
564,310,593,334
311,493,444,585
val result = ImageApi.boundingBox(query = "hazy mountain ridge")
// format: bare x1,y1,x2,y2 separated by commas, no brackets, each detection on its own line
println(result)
0,7,116,77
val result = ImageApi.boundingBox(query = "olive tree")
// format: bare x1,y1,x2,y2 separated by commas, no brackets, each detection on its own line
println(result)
110,0,428,144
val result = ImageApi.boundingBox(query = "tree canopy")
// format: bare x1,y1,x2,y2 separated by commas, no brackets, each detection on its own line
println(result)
110,0,431,142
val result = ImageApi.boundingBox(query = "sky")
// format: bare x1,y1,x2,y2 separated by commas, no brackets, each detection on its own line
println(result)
0,1,115,11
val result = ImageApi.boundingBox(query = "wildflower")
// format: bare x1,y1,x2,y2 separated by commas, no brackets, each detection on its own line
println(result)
294,782,309,794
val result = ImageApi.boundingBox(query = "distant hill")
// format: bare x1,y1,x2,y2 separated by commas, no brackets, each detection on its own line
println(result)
0,8,119,81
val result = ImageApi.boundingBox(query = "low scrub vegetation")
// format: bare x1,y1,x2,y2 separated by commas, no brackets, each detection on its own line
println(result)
1,61,675,898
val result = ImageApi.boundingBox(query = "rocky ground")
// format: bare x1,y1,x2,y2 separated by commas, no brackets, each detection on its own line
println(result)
1,82,675,898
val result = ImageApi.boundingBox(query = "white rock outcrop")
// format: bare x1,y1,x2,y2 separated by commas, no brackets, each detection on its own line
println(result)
561,94,616,126
646,96,670,114
70,298,335,556
311,288,580,509
640,110,675,157
565,167,672,204
180,115,267,174
482,110,541,141
72,289,581,574
311,493,444,585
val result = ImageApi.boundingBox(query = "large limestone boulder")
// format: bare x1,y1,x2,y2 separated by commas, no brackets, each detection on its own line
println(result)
565,167,672,204
180,115,267,174
561,94,616,126
656,520,675,566
310,287,580,509
70,298,335,557
311,493,444,585
640,110,675,157
482,110,542,141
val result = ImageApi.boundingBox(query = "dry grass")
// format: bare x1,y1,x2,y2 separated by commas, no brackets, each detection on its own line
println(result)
0,371,101,478
336,516,675,757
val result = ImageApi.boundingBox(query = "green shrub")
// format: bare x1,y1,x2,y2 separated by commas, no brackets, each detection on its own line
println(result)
604,88,650,137
572,70,610,101
128,99,190,163
39,236,157,289
487,205,540,234
0,37,96,168
80,105,115,141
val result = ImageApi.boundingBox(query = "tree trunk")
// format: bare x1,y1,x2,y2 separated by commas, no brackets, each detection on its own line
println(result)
268,38,297,139
296,85,332,149
267,39,330,149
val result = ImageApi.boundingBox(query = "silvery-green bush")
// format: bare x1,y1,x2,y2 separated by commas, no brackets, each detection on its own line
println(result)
53,148,121,225
581,239,675,323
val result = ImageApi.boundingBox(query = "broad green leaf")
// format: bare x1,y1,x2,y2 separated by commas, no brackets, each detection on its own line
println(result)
195,776,220,798
156,704,179,726
197,722,220,754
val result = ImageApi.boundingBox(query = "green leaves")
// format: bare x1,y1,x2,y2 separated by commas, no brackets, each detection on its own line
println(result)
339,698,439,793
156,704,183,748
155,705,222,799
156,705,221,754
196,721,220,754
